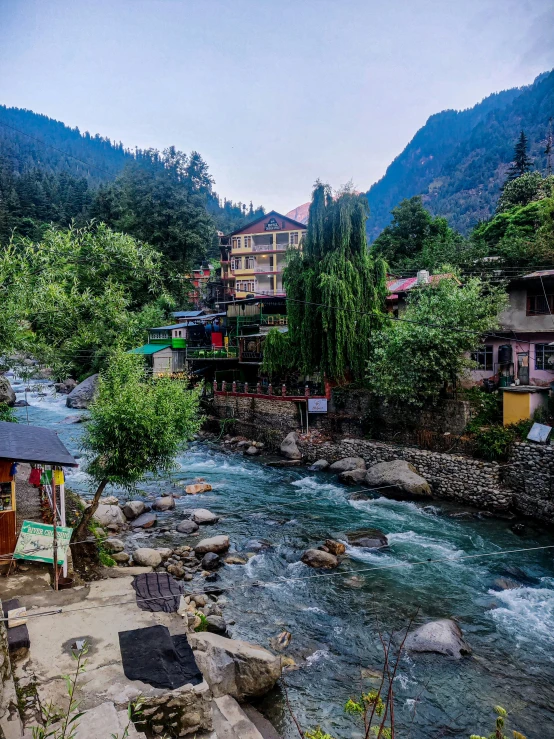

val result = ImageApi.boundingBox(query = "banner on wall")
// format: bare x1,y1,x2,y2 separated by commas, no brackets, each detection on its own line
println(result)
14,520,73,565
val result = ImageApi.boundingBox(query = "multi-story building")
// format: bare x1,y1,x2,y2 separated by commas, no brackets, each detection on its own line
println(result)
220,211,306,299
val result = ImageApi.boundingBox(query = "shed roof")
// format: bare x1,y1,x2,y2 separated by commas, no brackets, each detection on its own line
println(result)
523,270,554,278
0,421,78,467
128,344,171,355
172,310,205,318
386,273,457,300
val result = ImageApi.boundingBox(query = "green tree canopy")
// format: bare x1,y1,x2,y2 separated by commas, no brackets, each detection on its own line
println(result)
496,172,554,212
271,182,387,382
73,350,202,543
367,276,507,405
371,196,466,271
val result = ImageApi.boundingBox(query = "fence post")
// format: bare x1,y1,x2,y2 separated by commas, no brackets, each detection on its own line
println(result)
268,384,273,396
305,385,310,397
245,382,249,394
213,380,218,392
257,382,262,394
232,381,237,394
222,380,226,393
282,384,286,397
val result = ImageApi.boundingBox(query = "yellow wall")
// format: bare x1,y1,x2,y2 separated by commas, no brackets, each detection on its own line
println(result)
503,392,531,425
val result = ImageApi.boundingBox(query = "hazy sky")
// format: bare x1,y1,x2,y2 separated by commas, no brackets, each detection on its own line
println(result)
1,0,553,212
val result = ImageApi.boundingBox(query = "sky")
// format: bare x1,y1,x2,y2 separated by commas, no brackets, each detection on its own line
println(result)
1,0,553,213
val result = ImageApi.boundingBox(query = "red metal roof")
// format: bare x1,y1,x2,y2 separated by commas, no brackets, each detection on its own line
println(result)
386,273,456,301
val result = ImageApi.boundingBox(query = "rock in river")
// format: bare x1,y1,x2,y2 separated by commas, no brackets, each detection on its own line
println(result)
325,539,346,556
93,504,126,531
190,508,219,525
301,549,339,569
329,457,366,473
0,377,16,407
131,512,157,529
66,373,98,409
339,469,368,485
132,548,162,567
189,632,281,700
176,519,200,534
206,615,227,635
309,459,330,471
202,552,221,571
195,536,230,556
153,495,176,511
103,538,124,553
186,483,213,495
122,500,145,520
365,460,431,497
405,619,471,659
347,529,388,549
280,432,302,460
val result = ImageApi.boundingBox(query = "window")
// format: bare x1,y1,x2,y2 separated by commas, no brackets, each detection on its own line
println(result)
289,231,299,245
527,293,554,315
236,281,255,293
232,236,241,250
244,235,252,248
231,257,242,270
535,343,554,370
471,345,493,371
245,256,255,269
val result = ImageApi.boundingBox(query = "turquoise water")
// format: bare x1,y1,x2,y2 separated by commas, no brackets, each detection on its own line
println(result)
12,380,554,739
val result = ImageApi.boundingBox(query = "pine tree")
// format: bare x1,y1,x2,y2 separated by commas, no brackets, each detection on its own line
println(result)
506,130,533,182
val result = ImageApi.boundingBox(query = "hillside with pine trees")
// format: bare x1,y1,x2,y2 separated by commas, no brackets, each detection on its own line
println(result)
366,69,554,240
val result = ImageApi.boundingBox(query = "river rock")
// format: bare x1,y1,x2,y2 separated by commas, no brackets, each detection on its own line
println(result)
66,373,98,409
0,377,16,407
201,552,221,571
131,512,157,529
347,529,388,549
325,539,346,556
365,460,431,497
339,469,368,485
156,547,173,560
93,504,126,530
493,578,521,591
349,491,372,501
112,552,130,564
191,508,219,525
167,564,186,579
14,399,30,407
176,519,200,534
186,483,213,495
245,446,259,456
329,457,366,473
309,459,329,471
132,548,162,567
153,495,176,511
206,615,227,635
301,549,339,569
103,538,125,553
54,378,77,394
195,536,230,556
405,619,471,659
224,554,248,565
122,500,145,519
280,432,302,460
189,632,281,699
243,538,271,552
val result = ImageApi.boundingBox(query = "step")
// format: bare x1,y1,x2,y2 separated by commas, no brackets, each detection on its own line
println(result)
212,695,264,739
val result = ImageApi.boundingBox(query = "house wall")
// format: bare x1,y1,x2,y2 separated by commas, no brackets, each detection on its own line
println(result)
468,333,554,387
152,348,173,375
500,287,554,332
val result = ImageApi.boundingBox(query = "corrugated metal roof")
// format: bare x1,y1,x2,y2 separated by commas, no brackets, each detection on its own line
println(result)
128,344,171,355
386,273,456,296
172,311,204,318
523,270,554,278
0,421,78,467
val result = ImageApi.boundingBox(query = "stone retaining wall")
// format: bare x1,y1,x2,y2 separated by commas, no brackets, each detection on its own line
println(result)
503,442,554,521
297,437,513,511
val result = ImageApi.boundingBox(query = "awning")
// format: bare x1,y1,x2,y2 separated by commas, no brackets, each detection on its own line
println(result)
0,422,78,467
128,344,171,355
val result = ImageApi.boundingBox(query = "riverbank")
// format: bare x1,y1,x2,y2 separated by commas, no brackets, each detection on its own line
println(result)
8,387,554,738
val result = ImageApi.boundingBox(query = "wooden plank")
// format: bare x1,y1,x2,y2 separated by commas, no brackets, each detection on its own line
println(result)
0,511,17,559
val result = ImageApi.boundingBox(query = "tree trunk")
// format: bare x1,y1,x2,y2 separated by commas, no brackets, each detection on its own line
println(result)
71,479,108,543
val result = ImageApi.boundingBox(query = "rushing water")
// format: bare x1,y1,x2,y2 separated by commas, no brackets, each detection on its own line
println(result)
10,379,554,739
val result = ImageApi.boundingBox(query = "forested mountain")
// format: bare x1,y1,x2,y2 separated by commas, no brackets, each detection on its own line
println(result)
0,106,263,257
366,70,554,240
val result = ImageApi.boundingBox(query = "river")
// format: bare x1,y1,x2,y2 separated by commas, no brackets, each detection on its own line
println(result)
10,379,554,739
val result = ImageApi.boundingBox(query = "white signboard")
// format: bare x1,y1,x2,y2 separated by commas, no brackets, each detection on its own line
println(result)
307,398,328,413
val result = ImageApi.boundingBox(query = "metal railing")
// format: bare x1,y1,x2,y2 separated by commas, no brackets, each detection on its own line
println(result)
186,345,238,359
213,380,325,399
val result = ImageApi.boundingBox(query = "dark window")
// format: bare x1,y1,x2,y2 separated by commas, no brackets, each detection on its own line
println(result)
535,343,554,370
471,345,493,371
527,293,554,315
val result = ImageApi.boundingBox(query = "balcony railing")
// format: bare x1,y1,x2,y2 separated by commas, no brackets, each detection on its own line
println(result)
251,244,288,252
186,345,238,360
213,380,326,400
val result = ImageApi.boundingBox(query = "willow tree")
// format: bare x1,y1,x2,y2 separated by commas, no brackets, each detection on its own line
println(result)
279,182,387,381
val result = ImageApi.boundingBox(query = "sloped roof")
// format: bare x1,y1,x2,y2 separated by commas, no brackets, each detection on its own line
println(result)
128,344,171,355
225,210,307,237
386,273,457,299
172,311,205,318
0,421,78,467
523,270,554,278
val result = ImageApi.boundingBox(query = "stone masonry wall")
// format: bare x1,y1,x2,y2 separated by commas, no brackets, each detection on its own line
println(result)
211,394,300,449
298,437,513,511
503,442,554,522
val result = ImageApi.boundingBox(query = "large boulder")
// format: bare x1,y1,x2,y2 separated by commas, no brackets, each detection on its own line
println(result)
132,548,162,567
0,376,16,407
189,632,281,700
339,469,368,485
93,504,126,530
309,459,330,471
191,508,219,525
103,538,124,553
186,482,213,495
325,539,346,556
131,512,157,529
66,373,99,409
153,495,175,512
301,549,339,569
201,552,221,571
195,536,230,556
122,500,145,520
329,457,365,473
365,460,431,497
280,432,302,460
405,619,471,659
347,529,388,549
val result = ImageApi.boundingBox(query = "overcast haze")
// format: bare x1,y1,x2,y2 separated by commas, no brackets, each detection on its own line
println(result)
1,0,553,212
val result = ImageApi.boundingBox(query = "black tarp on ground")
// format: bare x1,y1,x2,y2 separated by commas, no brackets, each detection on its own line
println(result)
119,625,203,689
131,572,184,613
2,598,30,654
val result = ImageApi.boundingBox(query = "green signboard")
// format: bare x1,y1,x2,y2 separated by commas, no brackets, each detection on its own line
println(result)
14,520,73,565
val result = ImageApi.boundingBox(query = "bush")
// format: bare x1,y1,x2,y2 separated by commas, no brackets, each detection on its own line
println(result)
472,425,516,461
